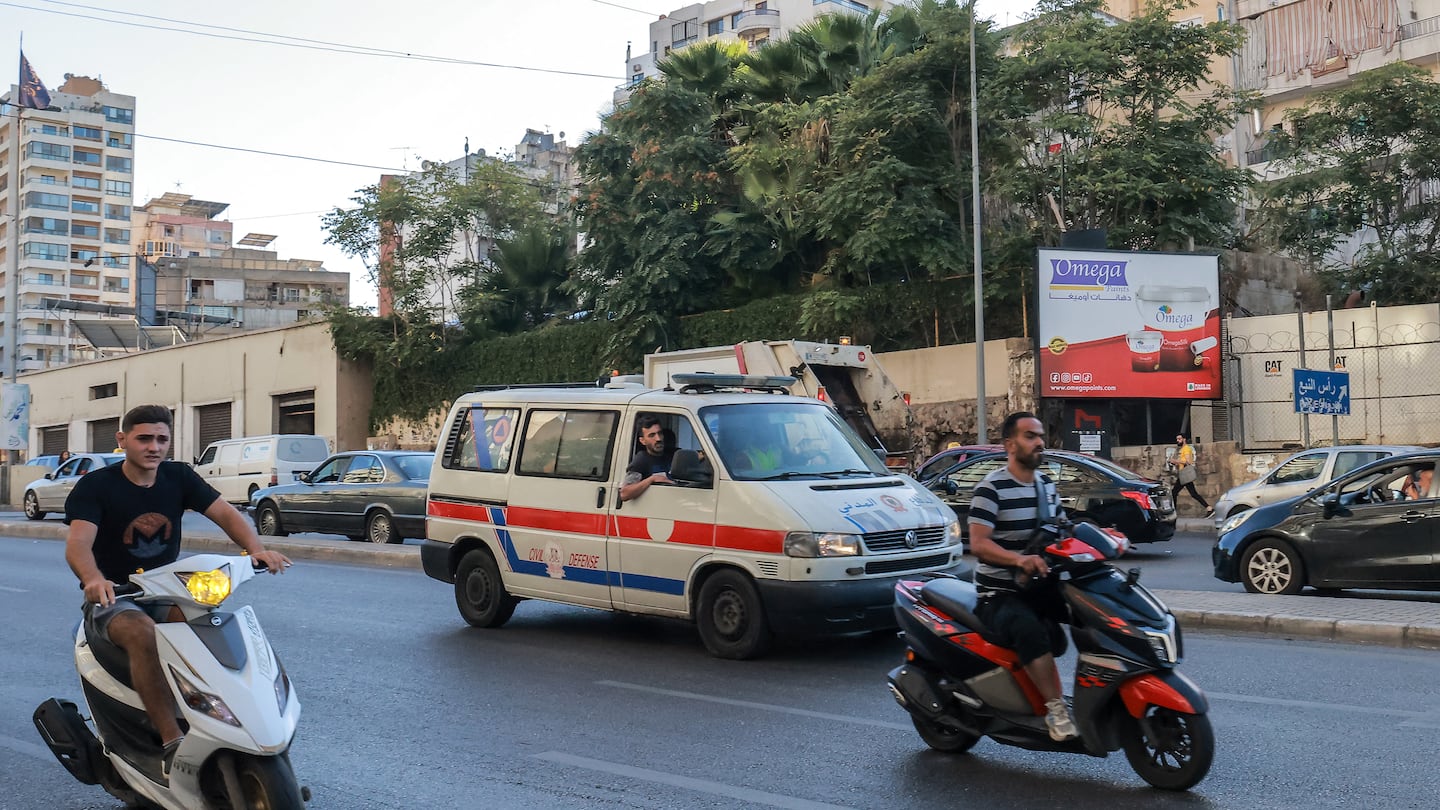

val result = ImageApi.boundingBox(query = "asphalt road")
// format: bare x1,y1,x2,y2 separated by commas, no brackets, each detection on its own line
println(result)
3,537,1438,810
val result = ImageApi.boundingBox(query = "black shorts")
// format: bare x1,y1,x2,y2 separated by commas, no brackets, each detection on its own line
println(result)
975,590,1068,665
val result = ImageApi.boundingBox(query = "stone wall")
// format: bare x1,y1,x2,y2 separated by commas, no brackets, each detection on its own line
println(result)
1109,440,1291,518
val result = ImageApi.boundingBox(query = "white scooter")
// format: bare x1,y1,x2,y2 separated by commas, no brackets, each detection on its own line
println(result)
34,554,308,809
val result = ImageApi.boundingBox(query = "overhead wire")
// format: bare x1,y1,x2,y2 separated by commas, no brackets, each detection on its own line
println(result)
1,0,626,80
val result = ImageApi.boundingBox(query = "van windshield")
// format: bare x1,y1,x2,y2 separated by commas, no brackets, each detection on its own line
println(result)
278,438,328,462
698,402,888,481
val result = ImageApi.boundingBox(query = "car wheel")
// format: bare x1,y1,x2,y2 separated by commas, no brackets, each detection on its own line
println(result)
256,502,289,537
23,491,45,521
695,569,772,660
366,511,399,544
1240,537,1304,595
247,484,260,503
455,549,517,628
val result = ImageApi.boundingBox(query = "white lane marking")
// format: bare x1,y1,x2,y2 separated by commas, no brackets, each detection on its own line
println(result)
533,751,851,810
1209,691,1429,720
0,732,56,761
597,680,910,731
0,584,27,592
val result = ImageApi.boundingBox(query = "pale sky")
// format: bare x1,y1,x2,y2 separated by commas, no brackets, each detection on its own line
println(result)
8,0,1039,309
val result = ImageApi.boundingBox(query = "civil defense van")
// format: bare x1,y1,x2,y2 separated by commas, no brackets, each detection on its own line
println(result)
422,373,967,659
195,434,331,505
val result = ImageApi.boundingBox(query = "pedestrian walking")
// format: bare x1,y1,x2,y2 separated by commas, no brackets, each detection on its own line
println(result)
1171,434,1212,516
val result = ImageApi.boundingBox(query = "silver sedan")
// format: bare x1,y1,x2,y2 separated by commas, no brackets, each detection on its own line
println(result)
23,453,125,520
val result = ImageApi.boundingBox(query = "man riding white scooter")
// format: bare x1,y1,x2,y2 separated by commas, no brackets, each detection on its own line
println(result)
64,404,292,776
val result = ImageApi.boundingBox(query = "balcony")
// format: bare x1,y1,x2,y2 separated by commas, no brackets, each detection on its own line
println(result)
813,0,869,14
734,8,780,35
22,330,68,345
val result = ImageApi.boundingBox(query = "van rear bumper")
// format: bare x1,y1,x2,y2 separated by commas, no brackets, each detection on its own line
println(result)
756,562,972,637
422,539,455,583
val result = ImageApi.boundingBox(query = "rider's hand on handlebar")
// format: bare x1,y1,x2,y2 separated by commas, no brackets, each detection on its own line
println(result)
1016,554,1049,579
250,549,293,573
82,577,117,608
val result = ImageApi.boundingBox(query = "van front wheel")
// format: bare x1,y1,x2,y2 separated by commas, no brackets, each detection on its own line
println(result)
696,569,772,660
456,549,517,628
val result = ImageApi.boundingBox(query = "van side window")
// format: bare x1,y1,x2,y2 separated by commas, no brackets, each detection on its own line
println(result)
445,407,520,472
198,446,217,465
519,410,618,480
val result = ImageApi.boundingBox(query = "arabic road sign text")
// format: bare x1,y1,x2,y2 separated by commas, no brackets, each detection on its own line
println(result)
1293,368,1350,415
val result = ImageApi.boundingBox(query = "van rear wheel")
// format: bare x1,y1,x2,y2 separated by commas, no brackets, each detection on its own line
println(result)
696,569,772,660
456,549,517,628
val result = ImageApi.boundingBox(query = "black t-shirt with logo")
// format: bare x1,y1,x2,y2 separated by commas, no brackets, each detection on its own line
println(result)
65,461,222,582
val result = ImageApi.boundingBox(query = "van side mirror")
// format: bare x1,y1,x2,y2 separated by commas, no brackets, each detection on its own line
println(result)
669,449,713,488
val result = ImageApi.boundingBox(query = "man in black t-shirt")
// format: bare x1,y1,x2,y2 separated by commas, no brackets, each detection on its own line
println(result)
65,404,291,772
620,415,676,502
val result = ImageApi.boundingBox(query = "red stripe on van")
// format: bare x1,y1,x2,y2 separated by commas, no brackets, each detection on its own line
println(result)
428,500,491,522
609,515,715,546
507,506,607,536
716,525,786,554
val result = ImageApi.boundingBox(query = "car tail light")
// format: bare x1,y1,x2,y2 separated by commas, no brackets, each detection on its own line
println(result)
1120,490,1155,510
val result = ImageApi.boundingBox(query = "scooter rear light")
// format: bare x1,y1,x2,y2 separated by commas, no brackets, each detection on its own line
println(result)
1120,490,1155,510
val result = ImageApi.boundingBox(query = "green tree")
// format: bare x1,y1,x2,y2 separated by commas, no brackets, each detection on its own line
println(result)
468,222,576,333
995,0,1251,250
1258,63,1440,304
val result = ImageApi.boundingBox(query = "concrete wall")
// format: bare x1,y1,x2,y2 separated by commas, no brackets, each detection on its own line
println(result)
1111,440,1248,517
16,322,371,463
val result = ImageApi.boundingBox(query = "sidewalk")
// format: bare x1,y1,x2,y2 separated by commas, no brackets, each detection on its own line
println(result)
6,518,1437,651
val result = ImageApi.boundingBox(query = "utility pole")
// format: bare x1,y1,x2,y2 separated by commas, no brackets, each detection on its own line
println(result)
970,0,987,442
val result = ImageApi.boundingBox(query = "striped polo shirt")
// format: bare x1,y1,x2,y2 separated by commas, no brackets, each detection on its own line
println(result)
968,466,1062,593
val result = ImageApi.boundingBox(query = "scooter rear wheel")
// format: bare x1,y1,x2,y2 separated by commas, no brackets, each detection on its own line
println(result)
910,714,980,754
1121,707,1214,791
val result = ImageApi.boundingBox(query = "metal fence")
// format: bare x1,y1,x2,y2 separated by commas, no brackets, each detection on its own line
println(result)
1223,304,1440,450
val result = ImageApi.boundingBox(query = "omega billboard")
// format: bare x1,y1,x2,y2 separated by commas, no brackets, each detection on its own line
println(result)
1037,248,1221,400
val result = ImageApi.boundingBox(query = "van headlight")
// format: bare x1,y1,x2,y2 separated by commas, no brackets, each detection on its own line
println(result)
784,532,861,557
1220,509,1256,534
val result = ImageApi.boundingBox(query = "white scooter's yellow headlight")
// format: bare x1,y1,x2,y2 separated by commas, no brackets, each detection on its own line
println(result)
181,568,232,606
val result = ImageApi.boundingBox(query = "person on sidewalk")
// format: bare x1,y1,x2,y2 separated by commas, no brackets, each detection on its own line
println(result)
967,412,1078,741
64,404,292,777
1173,434,1212,517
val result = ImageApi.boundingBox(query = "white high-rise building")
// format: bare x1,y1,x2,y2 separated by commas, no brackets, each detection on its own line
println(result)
1,73,137,371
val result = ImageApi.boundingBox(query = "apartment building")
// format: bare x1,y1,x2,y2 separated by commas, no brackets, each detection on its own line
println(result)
615,0,893,105
0,73,137,371
146,243,349,335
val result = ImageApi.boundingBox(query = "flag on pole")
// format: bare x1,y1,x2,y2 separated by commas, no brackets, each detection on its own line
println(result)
18,51,52,110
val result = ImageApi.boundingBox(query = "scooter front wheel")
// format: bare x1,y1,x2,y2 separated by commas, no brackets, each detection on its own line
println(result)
1121,706,1214,791
910,714,980,754
221,752,305,810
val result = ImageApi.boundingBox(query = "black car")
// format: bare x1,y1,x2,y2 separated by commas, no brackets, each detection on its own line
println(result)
927,450,1177,543
912,444,1004,486
1213,451,1440,594
251,451,431,544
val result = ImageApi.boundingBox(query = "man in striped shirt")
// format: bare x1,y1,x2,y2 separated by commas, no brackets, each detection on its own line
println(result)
968,412,1077,741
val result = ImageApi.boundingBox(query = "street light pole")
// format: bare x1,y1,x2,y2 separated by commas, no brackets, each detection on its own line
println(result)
970,0,987,442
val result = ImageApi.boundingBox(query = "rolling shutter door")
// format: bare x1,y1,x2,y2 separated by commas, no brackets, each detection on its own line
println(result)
196,403,233,452
89,418,120,452
40,426,68,455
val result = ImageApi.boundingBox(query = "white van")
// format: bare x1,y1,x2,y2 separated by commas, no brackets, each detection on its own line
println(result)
195,434,331,505
422,374,966,659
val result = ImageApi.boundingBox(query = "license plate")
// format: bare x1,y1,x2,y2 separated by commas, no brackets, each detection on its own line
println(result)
1159,498,1173,511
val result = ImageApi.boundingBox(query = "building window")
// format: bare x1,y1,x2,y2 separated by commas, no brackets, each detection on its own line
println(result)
89,383,118,400
25,217,68,236
71,248,99,263
71,222,100,238
163,225,174,237
24,242,67,261
105,203,130,220
1216,3,1226,20
104,179,132,196
207,229,227,243
71,199,100,214
731,12,742,27
74,125,101,141
73,175,101,190
25,141,70,161
27,191,69,210
284,287,301,303
39,124,69,136
106,132,133,149
102,106,133,124
72,148,102,166
104,228,130,244
105,156,132,173
707,18,724,36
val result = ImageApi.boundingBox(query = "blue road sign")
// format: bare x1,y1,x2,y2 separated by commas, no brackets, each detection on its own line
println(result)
1293,368,1350,415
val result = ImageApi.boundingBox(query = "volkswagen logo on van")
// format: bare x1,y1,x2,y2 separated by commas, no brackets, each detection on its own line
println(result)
904,530,919,549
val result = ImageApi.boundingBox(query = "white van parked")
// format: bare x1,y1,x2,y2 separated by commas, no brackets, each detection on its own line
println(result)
195,434,331,505
422,373,967,659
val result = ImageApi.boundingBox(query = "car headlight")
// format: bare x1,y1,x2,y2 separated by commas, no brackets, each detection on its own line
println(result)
945,520,962,545
784,531,861,557
1220,509,1257,534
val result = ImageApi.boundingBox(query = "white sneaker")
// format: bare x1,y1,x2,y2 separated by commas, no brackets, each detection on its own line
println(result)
1045,698,1078,741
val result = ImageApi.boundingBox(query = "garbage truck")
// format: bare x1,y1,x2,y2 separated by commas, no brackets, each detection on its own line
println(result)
644,341,916,468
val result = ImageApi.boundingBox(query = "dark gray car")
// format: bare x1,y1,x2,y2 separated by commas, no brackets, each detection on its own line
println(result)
250,451,431,544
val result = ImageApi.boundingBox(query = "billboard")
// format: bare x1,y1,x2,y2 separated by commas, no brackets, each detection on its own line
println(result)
2,384,30,450
1037,248,1221,400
